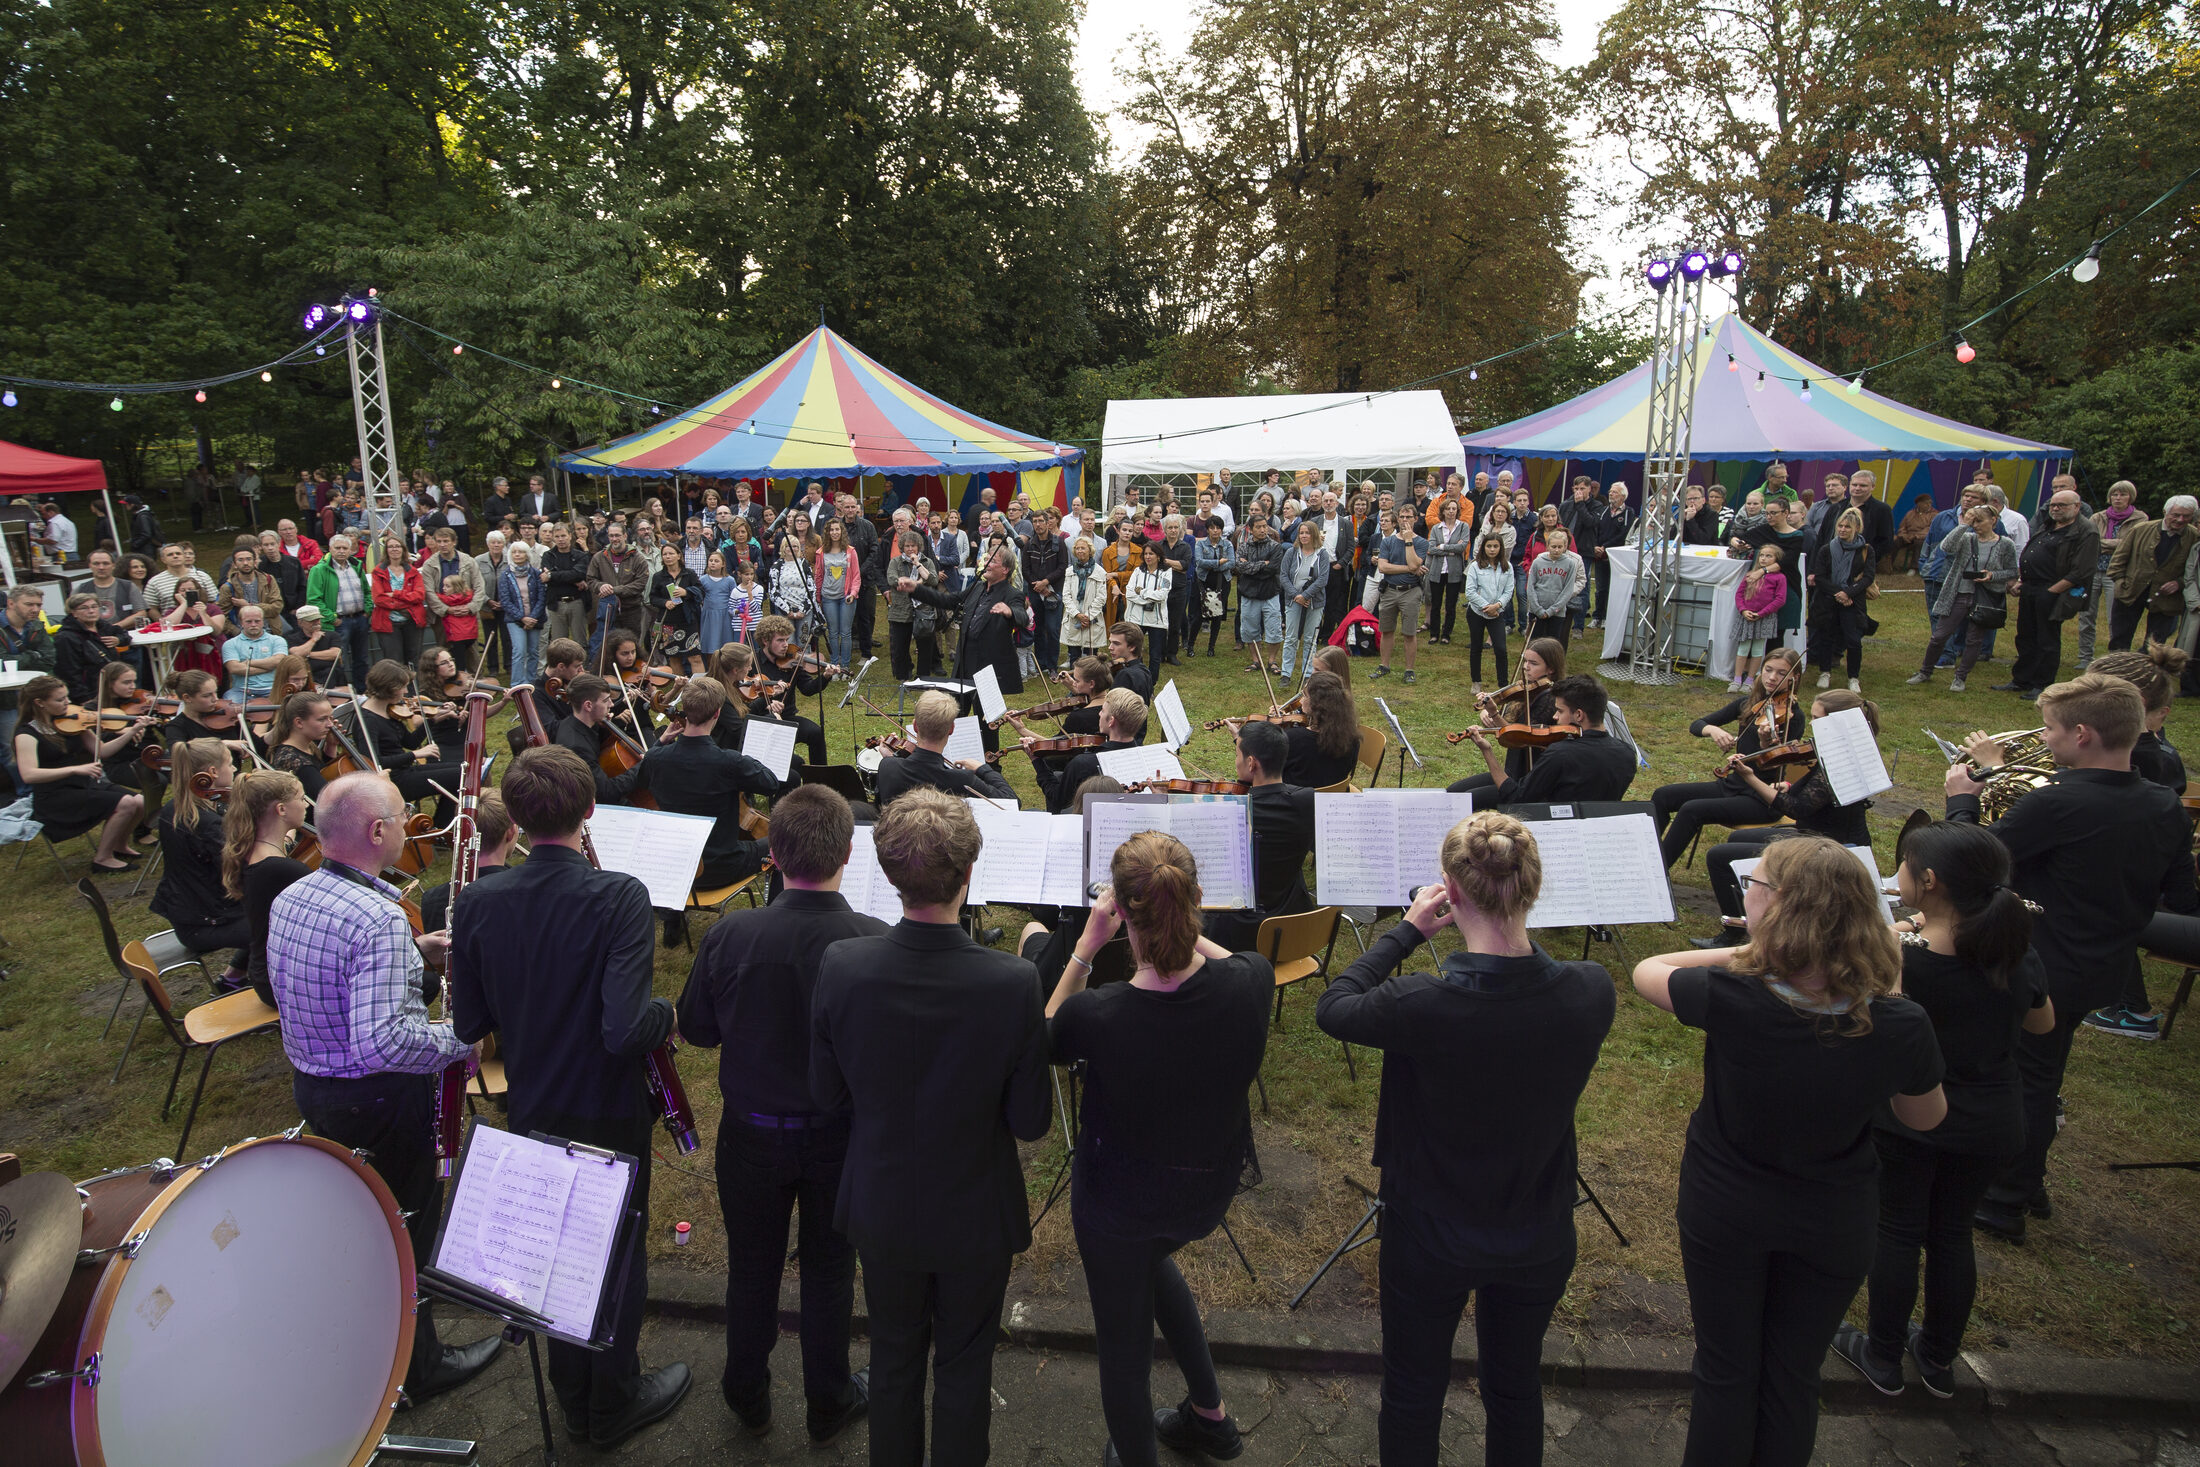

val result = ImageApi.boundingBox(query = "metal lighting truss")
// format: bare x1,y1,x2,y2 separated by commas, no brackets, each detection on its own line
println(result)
344,302,405,565
1612,265,1707,684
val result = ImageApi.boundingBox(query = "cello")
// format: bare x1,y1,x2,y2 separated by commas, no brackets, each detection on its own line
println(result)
510,685,701,1154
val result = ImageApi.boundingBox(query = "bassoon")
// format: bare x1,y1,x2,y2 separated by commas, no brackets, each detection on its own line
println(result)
432,689,493,1177
510,684,701,1154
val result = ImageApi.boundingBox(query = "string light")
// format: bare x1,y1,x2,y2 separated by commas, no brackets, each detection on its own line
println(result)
2073,243,2102,283
260,371,272,382
1727,354,1738,372
109,397,124,411
549,377,562,389
1847,376,1864,395
1955,338,1976,364
1799,379,1812,402
1469,369,1478,381
452,344,463,355
1754,371,1765,393
194,390,207,403
1,391,14,408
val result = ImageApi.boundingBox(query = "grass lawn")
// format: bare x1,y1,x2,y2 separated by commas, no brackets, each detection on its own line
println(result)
3,517,2194,1363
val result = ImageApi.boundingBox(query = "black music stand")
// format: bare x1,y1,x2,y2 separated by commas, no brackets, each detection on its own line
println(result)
1290,1175,1381,1309
417,1125,643,1465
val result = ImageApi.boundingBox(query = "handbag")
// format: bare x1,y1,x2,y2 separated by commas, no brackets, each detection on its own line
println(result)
1968,590,2007,628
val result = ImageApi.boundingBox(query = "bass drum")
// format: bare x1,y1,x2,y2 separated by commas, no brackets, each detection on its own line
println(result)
0,1133,414,1467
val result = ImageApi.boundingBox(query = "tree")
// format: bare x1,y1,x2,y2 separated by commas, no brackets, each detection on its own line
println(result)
1118,0,1581,424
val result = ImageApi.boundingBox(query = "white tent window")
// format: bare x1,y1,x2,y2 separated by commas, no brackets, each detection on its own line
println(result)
1102,391,1466,478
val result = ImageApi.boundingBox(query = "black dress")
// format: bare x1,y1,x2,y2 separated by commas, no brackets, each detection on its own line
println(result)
1280,722,1359,789
21,724,128,828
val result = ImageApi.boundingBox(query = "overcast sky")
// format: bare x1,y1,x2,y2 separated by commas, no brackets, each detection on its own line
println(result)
1072,0,1737,321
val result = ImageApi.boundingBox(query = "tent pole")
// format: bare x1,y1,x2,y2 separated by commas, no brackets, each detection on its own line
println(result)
102,488,120,558
0,515,15,589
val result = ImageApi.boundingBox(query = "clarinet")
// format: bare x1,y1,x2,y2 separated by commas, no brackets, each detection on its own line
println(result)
510,684,702,1155
432,689,494,1177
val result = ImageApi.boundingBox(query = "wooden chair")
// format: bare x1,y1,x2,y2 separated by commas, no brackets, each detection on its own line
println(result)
1314,777,1356,794
1252,906,1348,1114
689,865,770,920
1355,725,1387,786
115,940,280,1157
78,877,207,1041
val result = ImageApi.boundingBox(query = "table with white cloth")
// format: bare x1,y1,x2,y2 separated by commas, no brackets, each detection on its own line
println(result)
131,624,211,687
1599,545,1807,682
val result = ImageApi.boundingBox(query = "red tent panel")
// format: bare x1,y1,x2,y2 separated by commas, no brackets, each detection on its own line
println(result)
0,439,108,497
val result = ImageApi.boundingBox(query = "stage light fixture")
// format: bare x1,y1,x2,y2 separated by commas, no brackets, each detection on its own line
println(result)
1679,250,1710,281
1645,259,1674,292
345,300,372,322
1955,338,1976,364
2073,243,2101,284
302,303,329,332
1708,250,1744,279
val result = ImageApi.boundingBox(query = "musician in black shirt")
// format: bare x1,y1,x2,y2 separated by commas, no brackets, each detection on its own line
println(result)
1950,675,2198,1227
873,690,1018,808
554,673,643,805
634,678,780,890
748,615,835,768
1204,720,1314,951
1030,688,1143,813
450,746,692,1448
1650,648,1807,868
677,787,884,1443
1316,813,1615,1467
1108,624,1154,705
1470,675,1637,806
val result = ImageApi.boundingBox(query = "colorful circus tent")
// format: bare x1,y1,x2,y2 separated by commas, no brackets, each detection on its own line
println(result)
1459,313,2070,516
559,326,1083,513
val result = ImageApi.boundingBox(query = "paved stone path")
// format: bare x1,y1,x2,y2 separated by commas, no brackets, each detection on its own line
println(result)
395,1314,2197,1465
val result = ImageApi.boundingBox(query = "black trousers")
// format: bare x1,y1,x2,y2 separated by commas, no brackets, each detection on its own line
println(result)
1807,605,1867,678
1467,616,1508,683
1866,1131,2010,1365
1320,567,1351,642
1678,1200,1866,1467
1379,1208,1573,1467
1166,593,1192,662
535,1114,652,1423
1705,827,1784,920
1983,1003,2082,1212
392,760,462,826
2109,598,2178,652
293,1069,447,1388
1446,770,1498,796
1528,613,1569,647
717,1118,857,1410
1592,557,1614,619
1432,579,1462,640
1077,1225,1224,1467
855,582,878,654
889,619,939,681
860,1249,1013,1467
695,838,769,892
175,916,250,976
2010,590,2066,690
1652,780,1775,869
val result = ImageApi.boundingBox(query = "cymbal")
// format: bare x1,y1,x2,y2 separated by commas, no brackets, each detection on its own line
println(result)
0,1172,84,1390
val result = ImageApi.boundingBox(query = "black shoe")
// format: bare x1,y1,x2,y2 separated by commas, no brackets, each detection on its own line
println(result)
1972,1200,2025,1244
1908,1325,1957,1399
1990,681,2023,692
2024,1190,2052,1220
403,1334,506,1408
662,913,689,948
1154,1397,1244,1460
1829,1324,1903,1396
980,926,1004,946
723,1376,771,1435
1104,1442,1123,1467
211,971,252,997
807,1367,869,1444
590,1363,693,1449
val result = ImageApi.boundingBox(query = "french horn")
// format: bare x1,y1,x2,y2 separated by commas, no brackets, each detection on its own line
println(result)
1959,727,2057,822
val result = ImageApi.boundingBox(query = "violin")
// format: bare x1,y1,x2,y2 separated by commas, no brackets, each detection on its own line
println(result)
741,673,793,702
1496,723,1580,751
990,691,1091,730
1477,675,1550,711
53,704,159,736
1205,708,1307,732
1128,776,1252,795
387,697,458,729
866,732,1004,766
1722,738,1817,776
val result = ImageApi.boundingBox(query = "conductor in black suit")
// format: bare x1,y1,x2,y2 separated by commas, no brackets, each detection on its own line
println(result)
810,788,1052,1467
873,690,1019,809
449,745,692,1450
909,542,1030,752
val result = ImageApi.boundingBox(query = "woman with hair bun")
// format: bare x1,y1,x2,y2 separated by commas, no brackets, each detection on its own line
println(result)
1314,812,1614,1467
1828,821,2053,1399
221,768,311,1007
1046,831,1272,1467
1634,836,1947,1467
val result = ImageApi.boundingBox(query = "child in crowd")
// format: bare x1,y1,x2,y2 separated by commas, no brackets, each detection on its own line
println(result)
1730,545,1788,691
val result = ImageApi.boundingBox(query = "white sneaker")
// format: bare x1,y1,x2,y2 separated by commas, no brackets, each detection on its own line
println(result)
1816,672,1831,689
1848,678,1861,692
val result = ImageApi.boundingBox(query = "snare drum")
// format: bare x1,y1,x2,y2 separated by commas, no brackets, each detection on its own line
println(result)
855,747,884,777
0,1133,415,1467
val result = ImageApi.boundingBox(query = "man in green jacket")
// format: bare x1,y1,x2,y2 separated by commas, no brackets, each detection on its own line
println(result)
305,533,376,687
2106,495,2198,652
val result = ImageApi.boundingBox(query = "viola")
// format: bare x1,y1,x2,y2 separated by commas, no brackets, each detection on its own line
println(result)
1205,709,1307,732
1496,724,1580,751
990,691,1091,729
1128,776,1252,795
1724,738,1817,775
169,700,242,732
53,704,158,736
867,733,1003,766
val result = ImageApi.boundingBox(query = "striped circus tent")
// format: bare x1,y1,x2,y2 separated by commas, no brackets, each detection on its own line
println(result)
558,326,1083,504
1462,313,2067,464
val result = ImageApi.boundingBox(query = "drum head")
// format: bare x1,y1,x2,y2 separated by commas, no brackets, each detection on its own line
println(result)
84,1137,411,1467
855,747,884,775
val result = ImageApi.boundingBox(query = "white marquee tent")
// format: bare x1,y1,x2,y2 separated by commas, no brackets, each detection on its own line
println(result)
1102,390,1466,478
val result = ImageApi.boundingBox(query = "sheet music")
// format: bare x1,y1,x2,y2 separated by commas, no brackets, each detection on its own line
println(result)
1313,791,1474,906
1813,706,1892,807
1039,814,1089,907
1094,744,1185,786
1081,795,1252,908
973,664,1006,724
741,718,799,782
436,1126,634,1347
1375,696,1421,770
842,825,905,925
1154,680,1192,752
1524,814,1674,929
583,804,718,910
1731,845,1896,923
965,803,1055,905
1923,727,1968,764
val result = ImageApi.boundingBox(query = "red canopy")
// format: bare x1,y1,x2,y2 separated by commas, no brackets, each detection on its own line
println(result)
0,438,108,497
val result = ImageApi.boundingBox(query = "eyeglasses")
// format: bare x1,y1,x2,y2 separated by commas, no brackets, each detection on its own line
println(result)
1736,874,1780,894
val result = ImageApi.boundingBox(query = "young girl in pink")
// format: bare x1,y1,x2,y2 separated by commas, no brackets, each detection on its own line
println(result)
1730,544,1788,690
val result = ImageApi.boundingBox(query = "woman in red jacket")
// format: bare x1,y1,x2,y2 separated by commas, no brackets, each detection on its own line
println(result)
370,529,428,667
